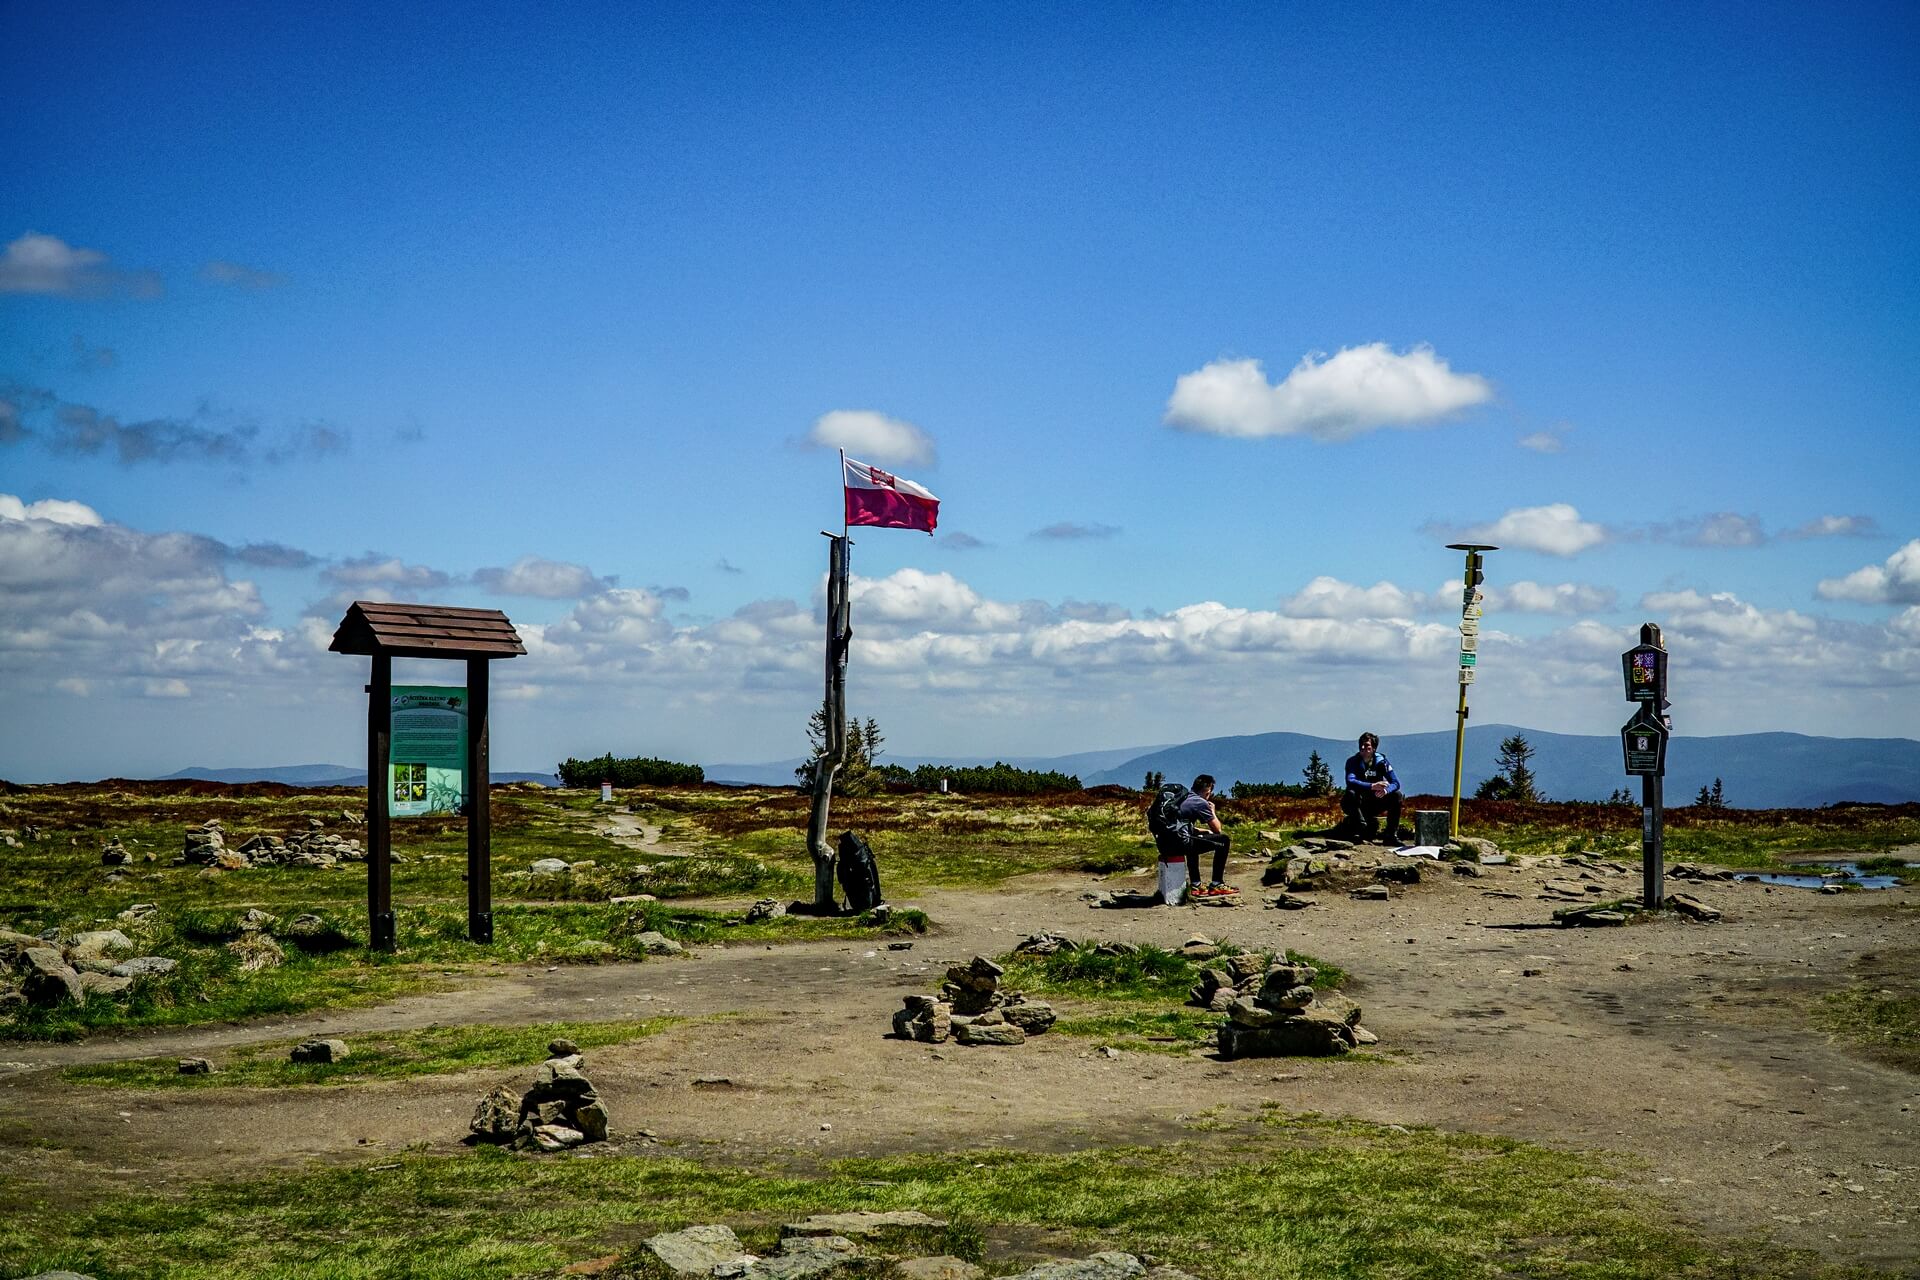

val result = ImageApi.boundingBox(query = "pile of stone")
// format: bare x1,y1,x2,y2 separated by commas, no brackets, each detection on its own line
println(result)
892,955,1056,1047
1554,892,1722,927
637,1215,1203,1279
1216,960,1376,1059
468,1037,611,1152
1185,950,1271,1014
0,923,178,1010
180,818,365,869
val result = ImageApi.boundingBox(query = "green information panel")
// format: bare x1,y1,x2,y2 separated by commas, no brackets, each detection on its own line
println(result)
390,686,468,817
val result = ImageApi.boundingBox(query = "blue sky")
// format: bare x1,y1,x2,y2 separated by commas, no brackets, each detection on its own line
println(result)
3,1,1917,781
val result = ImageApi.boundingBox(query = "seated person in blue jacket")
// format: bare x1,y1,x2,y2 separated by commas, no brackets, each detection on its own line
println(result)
1341,732,1405,843
1178,775,1238,897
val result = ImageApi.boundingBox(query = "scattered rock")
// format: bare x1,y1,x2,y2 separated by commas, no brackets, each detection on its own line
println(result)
1558,908,1629,927
290,1038,349,1064
1350,884,1389,901
1012,933,1071,956
100,839,130,865
237,908,279,933
893,1259,984,1280
633,930,685,956
530,858,570,874
742,898,788,924
1264,892,1315,909
642,1224,755,1277
893,995,953,1043
1666,893,1722,922
76,972,133,1000
177,1057,214,1075
470,1085,521,1143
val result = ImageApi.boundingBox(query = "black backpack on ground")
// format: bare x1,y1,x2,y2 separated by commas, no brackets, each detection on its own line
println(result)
835,830,884,912
1146,782,1192,852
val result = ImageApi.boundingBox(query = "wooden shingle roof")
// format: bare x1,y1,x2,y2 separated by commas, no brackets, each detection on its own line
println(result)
329,601,526,660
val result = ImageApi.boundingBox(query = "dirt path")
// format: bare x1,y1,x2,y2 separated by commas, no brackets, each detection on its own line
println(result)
3,856,1916,1271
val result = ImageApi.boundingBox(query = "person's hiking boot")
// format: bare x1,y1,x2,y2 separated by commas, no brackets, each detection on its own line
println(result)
1382,827,1405,844
1205,881,1239,896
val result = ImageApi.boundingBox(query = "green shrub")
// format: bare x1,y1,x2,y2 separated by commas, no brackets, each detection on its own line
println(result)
556,754,704,788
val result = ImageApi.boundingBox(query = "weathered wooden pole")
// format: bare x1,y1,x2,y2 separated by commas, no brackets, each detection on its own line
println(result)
466,655,492,943
366,651,395,952
805,532,851,910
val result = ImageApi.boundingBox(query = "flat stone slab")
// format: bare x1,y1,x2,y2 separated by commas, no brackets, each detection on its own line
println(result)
892,1259,984,1280
1006,1253,1146,1279
782,1210,946,1241
643,1224,753,1276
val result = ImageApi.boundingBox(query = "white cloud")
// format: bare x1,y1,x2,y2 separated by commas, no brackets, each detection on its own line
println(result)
472,556,612,599
0,232,161,298
1516,430,1564,454
1164,343,1493,441
1817,539,1920,605
1448,504,1608,557
1641,589,1818,645
806,410,936,467
322,555,453,591
1786,514,1878,540
1486,581,1618,615
1280,577,1423,619
0,495,103,526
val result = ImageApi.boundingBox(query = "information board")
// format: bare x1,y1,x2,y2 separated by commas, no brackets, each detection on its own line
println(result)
390,686,468,817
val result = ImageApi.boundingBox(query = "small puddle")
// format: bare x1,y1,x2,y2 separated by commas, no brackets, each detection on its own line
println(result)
1735,862,1914,891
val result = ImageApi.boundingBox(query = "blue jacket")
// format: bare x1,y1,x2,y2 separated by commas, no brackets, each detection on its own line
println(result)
1344,751,1400,796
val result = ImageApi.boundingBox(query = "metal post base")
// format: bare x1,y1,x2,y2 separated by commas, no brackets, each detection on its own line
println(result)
370,911,397,952
468,911,493,944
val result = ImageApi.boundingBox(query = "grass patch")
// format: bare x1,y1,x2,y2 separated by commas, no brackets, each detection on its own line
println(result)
1854,855,1920,885
995,940,1344,1054
60,1018,681,1089
1,901,925,1042
0,1124,1851,1279
1818,983,1920,1073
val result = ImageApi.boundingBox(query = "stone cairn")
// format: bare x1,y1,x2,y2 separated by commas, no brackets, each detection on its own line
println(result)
180,817,365,870
468,1038,611,1152
893,955,1056,1047
1213,960,1377,1060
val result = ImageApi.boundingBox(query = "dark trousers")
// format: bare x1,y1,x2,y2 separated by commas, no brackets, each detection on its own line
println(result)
1341,789,1402,837
1186,830,1230,884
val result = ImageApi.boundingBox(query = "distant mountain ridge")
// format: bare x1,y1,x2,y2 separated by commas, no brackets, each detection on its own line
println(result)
148,729,1920,808
717,729,1920,809
1084,727,1920,809
161,765,558,787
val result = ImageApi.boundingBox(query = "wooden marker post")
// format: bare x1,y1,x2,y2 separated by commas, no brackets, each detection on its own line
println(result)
1445,543,1497,839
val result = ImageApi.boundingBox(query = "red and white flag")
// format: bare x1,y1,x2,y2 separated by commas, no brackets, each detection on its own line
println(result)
843,455,940,533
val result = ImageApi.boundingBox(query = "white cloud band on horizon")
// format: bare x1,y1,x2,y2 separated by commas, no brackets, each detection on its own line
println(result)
1164,343,1493,441
805,409,936,467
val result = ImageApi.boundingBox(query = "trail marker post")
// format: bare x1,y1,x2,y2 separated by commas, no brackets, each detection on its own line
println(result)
1619,622,1671,909
1445,544,1497,839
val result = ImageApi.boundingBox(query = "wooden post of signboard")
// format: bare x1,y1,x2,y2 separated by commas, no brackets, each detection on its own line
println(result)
367,651,395,951
466,655,493,943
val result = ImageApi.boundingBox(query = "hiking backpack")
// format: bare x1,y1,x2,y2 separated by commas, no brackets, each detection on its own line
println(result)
1146,781,1192,845
835,830,884,912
